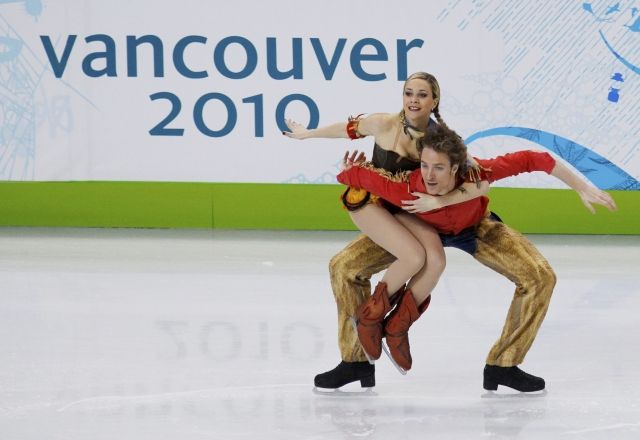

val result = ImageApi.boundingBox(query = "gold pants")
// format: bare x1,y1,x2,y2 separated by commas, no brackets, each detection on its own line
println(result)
329,217,556,366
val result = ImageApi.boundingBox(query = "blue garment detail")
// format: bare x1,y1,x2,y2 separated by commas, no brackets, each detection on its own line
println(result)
439,212,503,256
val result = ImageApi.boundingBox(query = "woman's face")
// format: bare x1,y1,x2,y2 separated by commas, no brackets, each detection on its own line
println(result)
420,147,458,195
403,78,436,122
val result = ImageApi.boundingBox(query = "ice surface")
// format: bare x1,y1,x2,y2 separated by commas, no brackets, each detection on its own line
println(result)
1,228,639,439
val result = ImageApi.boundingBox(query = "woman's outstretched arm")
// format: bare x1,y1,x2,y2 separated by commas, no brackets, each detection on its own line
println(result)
282,114,390,140
283,119,348,140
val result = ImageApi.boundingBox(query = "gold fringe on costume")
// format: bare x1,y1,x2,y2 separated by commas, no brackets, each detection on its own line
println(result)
340,162,412,211
356,161,413,183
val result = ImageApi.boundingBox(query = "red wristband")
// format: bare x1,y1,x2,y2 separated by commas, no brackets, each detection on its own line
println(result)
346,114,365,140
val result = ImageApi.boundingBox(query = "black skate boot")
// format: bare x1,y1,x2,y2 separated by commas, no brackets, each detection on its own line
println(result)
483,364,545,392
314,361,375,389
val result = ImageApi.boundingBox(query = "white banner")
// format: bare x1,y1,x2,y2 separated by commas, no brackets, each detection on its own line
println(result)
1,0,638,189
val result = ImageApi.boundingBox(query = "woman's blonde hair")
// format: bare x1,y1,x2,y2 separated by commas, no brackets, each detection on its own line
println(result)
399,72,449,139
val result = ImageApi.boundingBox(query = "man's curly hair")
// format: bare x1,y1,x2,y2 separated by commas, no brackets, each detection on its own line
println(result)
416,124,469,177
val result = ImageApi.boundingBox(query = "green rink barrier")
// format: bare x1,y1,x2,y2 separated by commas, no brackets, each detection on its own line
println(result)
0,181,637,234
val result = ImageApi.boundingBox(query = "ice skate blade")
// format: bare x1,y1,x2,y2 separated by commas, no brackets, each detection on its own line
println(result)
381,340,407,375
313,387,378,397
481,389,548,399
348,316,375,365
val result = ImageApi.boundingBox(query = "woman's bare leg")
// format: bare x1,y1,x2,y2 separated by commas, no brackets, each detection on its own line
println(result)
349,204,425,294
381,213,445,371
394,213,446,305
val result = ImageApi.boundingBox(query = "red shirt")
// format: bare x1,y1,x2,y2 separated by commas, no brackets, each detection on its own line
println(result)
337,151,556,235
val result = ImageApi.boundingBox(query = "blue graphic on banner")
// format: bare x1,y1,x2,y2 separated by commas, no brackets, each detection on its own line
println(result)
598,30,640,75
608,71,624,102
626,12,640,32
582,2,618,21
0,0,48,180
0,24,36,179
608,87,621,101
1,4,86,180
282,160,342,184
0,0,42,19
465,127,640,190
582,3,640,75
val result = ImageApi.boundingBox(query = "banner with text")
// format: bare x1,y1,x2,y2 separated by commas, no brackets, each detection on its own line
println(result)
1,0,639,189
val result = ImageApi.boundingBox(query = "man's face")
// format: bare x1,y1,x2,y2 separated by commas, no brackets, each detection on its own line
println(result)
420,147,458,195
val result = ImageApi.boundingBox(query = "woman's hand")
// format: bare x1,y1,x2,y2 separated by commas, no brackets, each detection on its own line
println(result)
340,150,366,171
401,192,442,213
282,119,309,139
577,186,617,213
